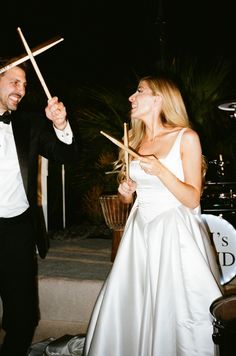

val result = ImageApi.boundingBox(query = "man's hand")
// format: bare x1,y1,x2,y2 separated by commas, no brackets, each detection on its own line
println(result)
45,96,67,130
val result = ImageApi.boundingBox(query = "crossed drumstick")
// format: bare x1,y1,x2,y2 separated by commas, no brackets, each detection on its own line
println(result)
3,28,154,178
100,128,158,180
0,27,63,100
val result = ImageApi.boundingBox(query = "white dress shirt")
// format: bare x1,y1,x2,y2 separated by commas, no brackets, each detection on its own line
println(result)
0,119,73,218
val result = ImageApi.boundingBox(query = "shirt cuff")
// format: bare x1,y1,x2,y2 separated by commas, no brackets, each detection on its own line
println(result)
53,121,73,144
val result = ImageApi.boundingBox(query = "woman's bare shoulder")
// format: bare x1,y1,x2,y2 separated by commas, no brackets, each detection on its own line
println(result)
180,128,202,157
182,127,200,142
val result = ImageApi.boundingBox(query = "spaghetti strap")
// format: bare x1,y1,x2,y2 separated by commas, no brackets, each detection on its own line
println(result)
163,128,187,160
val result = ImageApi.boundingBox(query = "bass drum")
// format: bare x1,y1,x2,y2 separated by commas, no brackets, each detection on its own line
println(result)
202,214,236,285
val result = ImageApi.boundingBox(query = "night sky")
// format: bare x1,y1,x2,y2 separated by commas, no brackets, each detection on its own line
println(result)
1,0,236,90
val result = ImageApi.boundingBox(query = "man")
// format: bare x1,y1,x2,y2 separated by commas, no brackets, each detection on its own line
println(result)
0,58,78,356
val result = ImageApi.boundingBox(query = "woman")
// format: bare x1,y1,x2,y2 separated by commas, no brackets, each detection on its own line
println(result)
83,76,222,356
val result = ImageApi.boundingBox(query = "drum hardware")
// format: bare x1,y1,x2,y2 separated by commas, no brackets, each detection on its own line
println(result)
201,181,236,229
207,154,231,181
201,180,236,213
217,154,225,178
206,182,236,186
219,190,236,207
218,101,236,119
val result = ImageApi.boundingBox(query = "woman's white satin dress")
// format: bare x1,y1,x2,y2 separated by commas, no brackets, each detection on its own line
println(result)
83,129,222,356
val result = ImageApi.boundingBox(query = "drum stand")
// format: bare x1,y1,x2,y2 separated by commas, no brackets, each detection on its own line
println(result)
218,101,236,119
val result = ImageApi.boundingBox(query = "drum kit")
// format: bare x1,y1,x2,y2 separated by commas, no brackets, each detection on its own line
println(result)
201,101,236,287
201,100,236,227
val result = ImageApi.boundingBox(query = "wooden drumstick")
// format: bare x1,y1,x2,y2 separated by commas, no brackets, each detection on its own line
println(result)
17,27,52,100
0,37,64,74
100,130,158,161
100,130,140,159
124,123,129,180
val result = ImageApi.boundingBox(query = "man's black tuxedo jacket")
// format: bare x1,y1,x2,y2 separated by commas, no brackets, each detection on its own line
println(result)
10,110,78,259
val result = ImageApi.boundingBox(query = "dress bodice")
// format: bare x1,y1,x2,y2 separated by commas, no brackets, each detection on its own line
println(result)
130,128,186,221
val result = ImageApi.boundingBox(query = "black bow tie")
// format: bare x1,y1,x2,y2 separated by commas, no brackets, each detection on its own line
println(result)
0,111,11,124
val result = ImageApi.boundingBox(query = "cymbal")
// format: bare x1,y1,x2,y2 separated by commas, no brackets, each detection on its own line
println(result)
218,102,236,111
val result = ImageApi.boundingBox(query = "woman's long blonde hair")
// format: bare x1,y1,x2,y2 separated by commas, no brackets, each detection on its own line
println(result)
114,76,207,188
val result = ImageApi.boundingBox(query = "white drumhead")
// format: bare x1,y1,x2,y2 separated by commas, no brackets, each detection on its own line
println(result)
202,214,236,285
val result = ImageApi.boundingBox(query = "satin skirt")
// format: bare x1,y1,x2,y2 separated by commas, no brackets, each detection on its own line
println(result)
83,205,222,356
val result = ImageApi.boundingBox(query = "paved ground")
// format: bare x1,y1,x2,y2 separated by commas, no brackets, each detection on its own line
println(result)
38,234,113,280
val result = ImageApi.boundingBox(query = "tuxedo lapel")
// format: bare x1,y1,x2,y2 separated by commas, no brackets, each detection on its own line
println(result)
11,112,30,194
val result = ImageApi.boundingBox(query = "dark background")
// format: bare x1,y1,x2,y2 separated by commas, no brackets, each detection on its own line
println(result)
1,0,236,88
